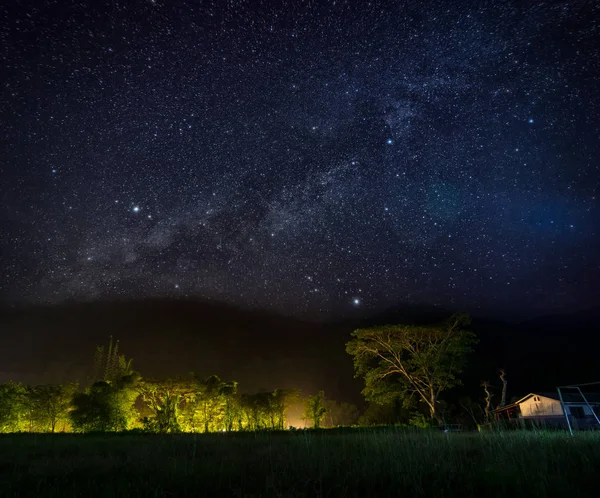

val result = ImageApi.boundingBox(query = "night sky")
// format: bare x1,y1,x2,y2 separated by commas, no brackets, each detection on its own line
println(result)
2,0,599,319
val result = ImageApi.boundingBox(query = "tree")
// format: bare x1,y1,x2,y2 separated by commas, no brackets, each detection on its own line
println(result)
0,382,27,433
240,391,272,431
497,369,508,409
92,336,134,383
481,381,493,423
70,374,139,432
358,399,408,426
304,391,327,429
269,389,300,430
346,313,476,424
70,338,138,432
322,400,360,427
23,383,77,432
193,375,226,433
174,375,243,433
137,379,194,433
221,381,240,432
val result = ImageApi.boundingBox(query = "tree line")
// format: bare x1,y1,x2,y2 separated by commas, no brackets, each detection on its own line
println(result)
1,313,489,433
0,337,355,433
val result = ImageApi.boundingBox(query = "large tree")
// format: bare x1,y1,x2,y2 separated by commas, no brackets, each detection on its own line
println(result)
346,313,476,424
137,378,195,433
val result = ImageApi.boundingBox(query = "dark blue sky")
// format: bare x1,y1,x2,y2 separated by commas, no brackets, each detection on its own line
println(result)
1,0,599,318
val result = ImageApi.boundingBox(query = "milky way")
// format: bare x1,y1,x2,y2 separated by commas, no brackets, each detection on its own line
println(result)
1,0,599,318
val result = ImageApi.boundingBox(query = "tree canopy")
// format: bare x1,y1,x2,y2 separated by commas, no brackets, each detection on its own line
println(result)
346,313,476,423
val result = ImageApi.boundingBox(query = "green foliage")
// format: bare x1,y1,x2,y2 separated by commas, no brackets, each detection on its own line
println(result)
221,381,240,431
304,391,327,429
0,382,27,433
22,383,78,432
240,392,274,431
137,378,195,433
70,374,139,432
358,399,409,426
346,313,477,423
141,393,182,433
70,382,114,432
134,375,297,434
92,336,134,383
236,389,299,431
268,389,300,430
193,375,228,433
70,338,139,432
322,400,360,427
135,375,246,434
408,412,435,429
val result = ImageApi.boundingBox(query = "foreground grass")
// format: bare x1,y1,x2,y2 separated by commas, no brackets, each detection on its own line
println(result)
1,428,599,497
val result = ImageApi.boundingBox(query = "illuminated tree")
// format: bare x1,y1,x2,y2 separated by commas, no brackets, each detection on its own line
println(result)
23,383,77,432
70,373,139,432
269,389,300,430
70,338,139,432
221,381,240,432
304,391,327,429
92,336,134,383
240,392,271,431
237,389,298,431
193,375,226,433
0,382,27,433
346,313,476,424
137,378,196,433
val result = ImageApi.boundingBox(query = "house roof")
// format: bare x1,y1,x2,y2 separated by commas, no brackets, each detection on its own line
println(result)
516,392,600,404
493,391,600,413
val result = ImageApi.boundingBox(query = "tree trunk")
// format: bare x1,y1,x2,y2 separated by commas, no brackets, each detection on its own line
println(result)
430,404,443,425
498,370,508,408
482,382,493,423
429,388,442,425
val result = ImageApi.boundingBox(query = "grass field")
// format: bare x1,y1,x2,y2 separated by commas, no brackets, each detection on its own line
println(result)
1,428,599,497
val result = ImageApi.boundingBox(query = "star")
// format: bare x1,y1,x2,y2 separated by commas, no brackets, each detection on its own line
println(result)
1,0,596,320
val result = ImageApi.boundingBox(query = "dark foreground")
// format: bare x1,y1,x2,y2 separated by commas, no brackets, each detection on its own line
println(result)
1,428,599,497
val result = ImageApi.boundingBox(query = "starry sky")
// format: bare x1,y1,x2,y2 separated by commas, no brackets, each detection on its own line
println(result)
1,0,599,319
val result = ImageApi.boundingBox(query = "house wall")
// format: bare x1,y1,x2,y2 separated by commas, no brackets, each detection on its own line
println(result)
567,404,599,417
519,395,564,417
520,395,599,418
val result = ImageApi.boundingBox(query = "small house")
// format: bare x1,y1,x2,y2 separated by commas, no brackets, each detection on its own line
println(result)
493,392,600,429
